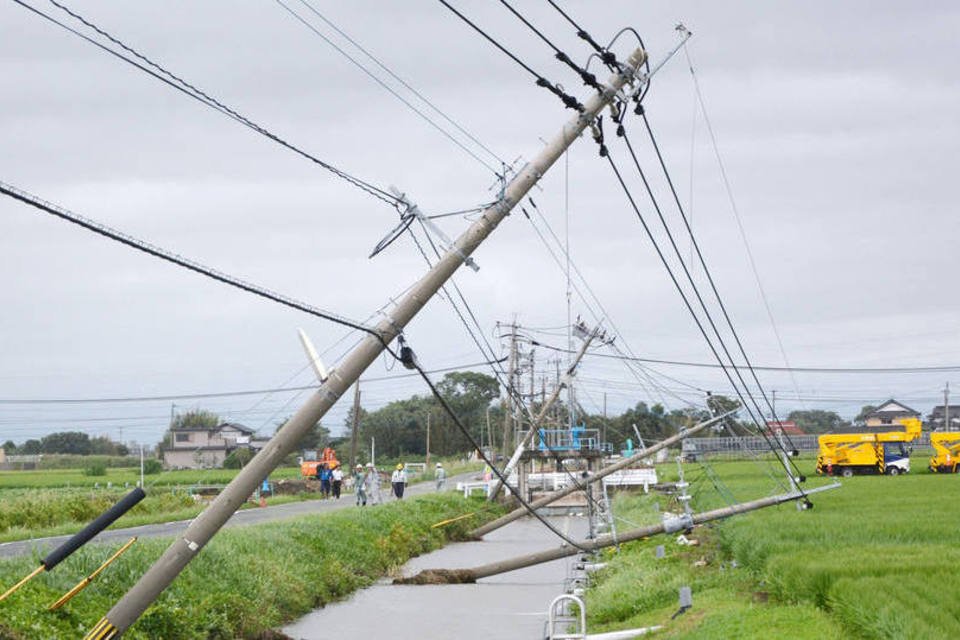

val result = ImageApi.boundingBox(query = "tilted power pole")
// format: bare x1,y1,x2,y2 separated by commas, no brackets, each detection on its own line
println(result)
85,48,648,639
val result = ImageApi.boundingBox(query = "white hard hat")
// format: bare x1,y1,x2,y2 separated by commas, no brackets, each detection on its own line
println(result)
365,462,374,468
436,462,442,467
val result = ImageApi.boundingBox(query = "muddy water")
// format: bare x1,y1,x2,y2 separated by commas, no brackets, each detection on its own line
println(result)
282,516,588,640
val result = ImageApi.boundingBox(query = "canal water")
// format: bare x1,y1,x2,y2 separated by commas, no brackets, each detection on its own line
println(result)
282,515,588,640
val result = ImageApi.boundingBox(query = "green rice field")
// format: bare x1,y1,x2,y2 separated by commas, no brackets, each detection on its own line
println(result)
587,455,960,639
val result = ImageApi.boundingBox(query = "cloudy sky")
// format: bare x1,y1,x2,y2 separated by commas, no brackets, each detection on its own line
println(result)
2,1,959,446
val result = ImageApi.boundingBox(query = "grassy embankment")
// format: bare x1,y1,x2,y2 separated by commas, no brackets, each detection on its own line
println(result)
0,493,500,640
0,459,482,543
586,456,960,639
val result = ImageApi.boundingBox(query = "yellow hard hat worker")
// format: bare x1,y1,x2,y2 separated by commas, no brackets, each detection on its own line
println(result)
396,463,404,470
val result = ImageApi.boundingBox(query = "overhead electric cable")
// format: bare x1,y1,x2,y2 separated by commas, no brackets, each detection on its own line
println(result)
273,0,500,174
615,119,800,454
602,151,807,497
435,0,584,112
292,0,507,168
0,180,379,335
681,44,805,410
495,0,601,90
0,358,505,405
15,0,399,207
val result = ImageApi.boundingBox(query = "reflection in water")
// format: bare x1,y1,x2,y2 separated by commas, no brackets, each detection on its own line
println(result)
282,516,587,640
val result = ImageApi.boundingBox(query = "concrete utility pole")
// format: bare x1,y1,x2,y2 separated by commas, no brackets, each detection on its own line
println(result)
944,383,950,432
88,48,648,639
350,382,361,466
488,327,599,500
400,483,839,584
501,321,519,459
425,412,431,469
474,412,732,538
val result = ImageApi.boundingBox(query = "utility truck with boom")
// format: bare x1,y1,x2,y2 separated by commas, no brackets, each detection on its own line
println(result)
929,432,960,473
816,417,921,477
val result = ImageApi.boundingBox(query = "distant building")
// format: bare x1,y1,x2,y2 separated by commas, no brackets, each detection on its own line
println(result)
928,405,960,432
763,420,805,436
161,422,268,469
862,399,921,428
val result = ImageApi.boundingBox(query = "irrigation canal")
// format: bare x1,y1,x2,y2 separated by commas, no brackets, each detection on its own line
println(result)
282,515,589,640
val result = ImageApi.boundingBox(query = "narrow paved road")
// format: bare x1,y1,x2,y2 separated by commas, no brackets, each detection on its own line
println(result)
0,472,477,559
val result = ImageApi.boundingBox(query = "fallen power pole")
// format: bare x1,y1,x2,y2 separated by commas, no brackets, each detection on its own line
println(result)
470,411,734,539
87,48,650,639
488,324,599,500
399,483,840,584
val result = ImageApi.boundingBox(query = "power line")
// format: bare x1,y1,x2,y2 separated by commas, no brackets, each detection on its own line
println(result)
273,0,500,175
496,0,601,90
291,0,508,169
0,359,505,405
0,180,376,335
13,0,399,208
435,0,583,112
602,148,807,495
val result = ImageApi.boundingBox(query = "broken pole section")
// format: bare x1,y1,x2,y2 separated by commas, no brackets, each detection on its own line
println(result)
88,48,649,639
470,411,733,539
399,483,840,584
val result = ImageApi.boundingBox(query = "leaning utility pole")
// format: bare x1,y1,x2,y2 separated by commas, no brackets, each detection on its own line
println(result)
472,411,730,539
501,320,519,459
350,382,361,467
401,483,839,584
87,48,648,640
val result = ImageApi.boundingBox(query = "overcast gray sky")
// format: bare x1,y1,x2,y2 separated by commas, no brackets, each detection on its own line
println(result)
2,1,959,445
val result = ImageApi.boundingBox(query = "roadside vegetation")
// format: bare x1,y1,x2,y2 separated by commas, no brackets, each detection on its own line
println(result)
586,456,960,638
0,493,500,640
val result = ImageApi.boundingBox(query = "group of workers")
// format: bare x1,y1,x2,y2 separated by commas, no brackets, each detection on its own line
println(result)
347,462,447,506
314,462,344,499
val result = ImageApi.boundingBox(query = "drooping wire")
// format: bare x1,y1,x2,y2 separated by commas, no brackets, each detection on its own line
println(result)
273,0,500,175
0,181,377,337
633,110,805,454
495,0,601,91
16,0,399,208
599,152,808,500
409,354,587,550
435,0,584,112
681,43,807,414
613,118,805,466
291,0,508,170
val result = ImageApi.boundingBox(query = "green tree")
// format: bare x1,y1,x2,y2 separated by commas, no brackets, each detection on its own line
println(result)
172,409,221,430
787,410,848,434
21,439,41,455
854,405,878,426
2,440,15,454
41,431,92,455
223,448,253,469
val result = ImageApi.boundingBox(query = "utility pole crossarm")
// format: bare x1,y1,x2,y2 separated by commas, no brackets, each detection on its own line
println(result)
90,48,648,639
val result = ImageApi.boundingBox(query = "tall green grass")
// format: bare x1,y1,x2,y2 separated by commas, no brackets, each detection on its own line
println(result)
588,456,960,639
0,493,499,640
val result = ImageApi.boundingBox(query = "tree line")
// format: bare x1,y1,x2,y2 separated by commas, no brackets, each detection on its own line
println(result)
3,432,130,456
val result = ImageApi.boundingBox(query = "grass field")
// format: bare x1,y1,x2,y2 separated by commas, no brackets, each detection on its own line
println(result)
586,455,960,639
0,493,502,640
0,458,483,543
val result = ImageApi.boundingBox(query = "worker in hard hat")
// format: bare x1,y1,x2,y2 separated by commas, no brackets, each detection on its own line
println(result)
365,462,382,505
353,464,367,506
435,462,446,492
391,463,407,499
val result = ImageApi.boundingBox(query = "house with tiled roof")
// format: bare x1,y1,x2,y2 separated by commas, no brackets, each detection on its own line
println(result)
863,399,920,428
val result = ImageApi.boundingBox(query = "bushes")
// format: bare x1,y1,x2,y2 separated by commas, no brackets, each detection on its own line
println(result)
142,459,163,475
83,463,107,477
